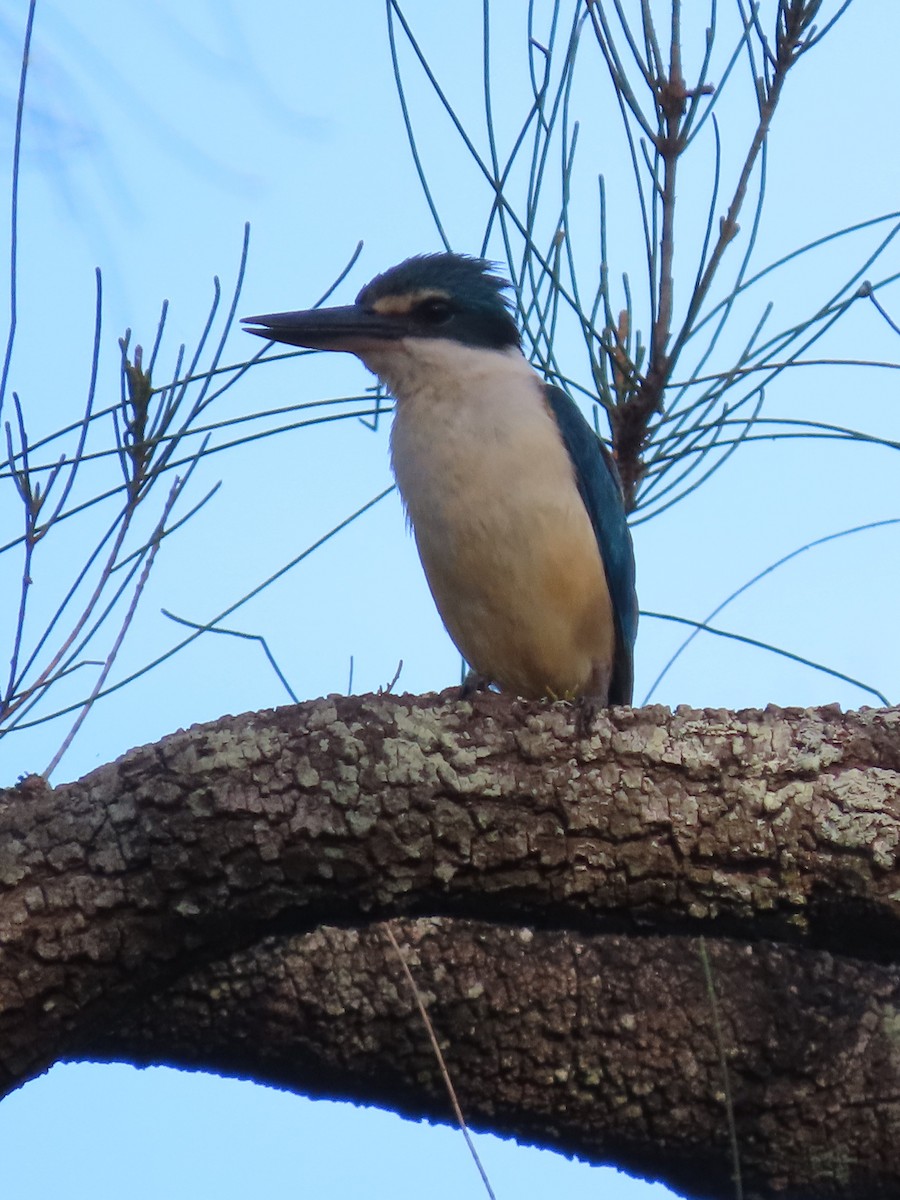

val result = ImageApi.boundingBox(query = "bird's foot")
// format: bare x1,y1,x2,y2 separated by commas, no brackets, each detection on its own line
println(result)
459,670,494,699
575,694,600,736
575,660,612,736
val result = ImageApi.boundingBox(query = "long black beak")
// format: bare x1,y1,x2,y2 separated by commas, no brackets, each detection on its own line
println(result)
242,304,406,353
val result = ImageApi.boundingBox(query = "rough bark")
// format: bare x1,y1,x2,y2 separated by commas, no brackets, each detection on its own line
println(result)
1,692,899,1199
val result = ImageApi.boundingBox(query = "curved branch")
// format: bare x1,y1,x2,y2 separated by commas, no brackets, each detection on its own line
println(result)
71,920,900,1200
1,692,899,1198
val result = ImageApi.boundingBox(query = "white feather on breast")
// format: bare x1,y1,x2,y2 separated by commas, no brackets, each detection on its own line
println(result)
362,339,615,698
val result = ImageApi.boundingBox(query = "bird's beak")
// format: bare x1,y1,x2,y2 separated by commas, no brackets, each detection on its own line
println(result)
242,304,405,354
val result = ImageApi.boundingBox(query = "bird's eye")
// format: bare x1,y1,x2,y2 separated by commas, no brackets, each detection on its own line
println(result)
416,297,454,325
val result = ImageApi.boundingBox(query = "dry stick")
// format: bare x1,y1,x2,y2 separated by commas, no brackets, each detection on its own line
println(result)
3,497,138,726
383,922,498,1200
0,0,37,428
698,937,744,1200
4,352,158,725
649,0,685,380
667,13,802,372
43,479,183,778
4,398,38,708
606,4,812,507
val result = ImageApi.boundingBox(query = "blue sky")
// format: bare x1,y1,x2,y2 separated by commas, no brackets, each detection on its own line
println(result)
0,2,897,1197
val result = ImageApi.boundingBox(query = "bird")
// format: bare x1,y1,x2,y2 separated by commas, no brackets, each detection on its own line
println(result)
243,253,637,712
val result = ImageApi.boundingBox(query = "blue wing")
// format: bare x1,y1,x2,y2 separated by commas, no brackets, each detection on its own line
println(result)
544,385,638,704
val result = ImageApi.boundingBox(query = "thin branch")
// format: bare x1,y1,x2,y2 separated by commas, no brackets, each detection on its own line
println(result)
642,518,900,704
699,939,744,1200
8,487,397,733
161,611,300,705
641,611,891,706
0,0,37,429
43,476,186,779
383,922,497,1200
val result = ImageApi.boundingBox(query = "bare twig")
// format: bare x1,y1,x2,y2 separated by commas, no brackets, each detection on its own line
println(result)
699,938,744,1200
160,610,300,704
0,0,37,429
383,922,497,1200
43,476,186,779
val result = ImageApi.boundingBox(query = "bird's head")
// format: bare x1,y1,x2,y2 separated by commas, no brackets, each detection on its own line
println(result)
242,253,521,360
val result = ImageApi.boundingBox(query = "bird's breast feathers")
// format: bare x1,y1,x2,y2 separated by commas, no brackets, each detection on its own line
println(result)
372,340,615,699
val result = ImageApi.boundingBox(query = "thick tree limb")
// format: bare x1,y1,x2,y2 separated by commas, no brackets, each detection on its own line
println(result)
71,920,900,1200
1,693,899,1198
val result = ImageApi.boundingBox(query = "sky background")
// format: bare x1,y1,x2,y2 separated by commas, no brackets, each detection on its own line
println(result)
0,2,897,1197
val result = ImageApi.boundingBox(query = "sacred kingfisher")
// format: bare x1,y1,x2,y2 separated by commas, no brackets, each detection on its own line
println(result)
244,253,637,709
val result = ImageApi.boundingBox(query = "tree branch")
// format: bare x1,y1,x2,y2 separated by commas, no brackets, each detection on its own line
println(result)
65,918,900,1200
1,692,899,1198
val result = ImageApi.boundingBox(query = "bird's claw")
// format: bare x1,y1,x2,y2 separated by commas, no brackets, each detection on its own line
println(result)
459,670,494,699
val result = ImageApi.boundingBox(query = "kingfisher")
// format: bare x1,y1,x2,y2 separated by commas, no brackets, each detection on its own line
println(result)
243,253,637,711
